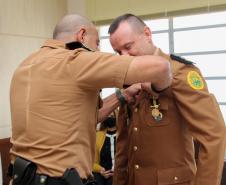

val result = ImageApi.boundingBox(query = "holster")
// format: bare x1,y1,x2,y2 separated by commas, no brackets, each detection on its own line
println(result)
62,168,99,185
62,168,83,185
12,157,37,185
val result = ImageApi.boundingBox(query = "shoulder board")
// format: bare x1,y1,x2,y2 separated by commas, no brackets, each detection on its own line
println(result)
170,54,194,65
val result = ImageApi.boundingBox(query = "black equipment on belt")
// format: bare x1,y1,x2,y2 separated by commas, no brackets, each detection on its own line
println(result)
8,157,99,185
10,156,37,185
63,168,83,185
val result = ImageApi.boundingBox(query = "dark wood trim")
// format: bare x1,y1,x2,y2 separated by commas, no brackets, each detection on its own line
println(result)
0,138,12,185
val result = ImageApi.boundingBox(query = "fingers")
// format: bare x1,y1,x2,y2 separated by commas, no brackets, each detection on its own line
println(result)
123,83,141,104
123,82,160,107
101,170,113,178
141,82,159,98
141,82,151,92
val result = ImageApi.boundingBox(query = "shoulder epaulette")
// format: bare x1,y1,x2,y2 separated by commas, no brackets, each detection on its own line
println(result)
170,54,194,65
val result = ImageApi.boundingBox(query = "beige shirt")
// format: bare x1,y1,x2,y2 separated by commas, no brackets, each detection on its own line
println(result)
10,40,132,178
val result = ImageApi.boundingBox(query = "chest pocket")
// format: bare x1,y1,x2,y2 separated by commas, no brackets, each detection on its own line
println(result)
157,165,194,185
137,92,170,127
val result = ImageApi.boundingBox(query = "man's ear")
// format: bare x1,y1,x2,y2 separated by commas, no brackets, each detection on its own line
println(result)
75,28,86,43
143,26,152,39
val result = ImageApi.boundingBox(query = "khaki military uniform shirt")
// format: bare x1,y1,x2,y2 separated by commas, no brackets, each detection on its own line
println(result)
10,40,133,178
114,49,226,185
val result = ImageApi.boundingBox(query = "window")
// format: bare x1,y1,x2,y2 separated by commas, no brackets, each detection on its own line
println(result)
98,11,226,122
174,27,226,53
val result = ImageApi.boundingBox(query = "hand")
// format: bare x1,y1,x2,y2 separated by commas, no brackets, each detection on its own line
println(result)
100,168,113,178
141,82,159,98
123,83,142,104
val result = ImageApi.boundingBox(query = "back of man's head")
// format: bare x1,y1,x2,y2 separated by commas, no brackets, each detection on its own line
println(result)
53,14,93,42
108,13,146,34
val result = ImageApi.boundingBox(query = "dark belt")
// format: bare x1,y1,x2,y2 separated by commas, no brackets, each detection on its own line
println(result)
34,174,65,185
34,174,97,185
8,157,98,185
12,173,96,185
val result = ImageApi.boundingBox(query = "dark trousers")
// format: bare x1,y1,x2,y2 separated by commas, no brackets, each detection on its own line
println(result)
221,162,226,185
93,173,112,185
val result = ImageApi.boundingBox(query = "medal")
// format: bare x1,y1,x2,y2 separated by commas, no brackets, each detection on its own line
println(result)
151,108,160,117
150,97,163,121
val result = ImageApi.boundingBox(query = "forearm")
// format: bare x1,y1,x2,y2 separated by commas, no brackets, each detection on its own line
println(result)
125,55,172,90
98,93,120,123
150,58,172,91
98,84,142,122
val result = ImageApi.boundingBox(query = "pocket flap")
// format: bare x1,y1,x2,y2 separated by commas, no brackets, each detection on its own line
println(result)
157,166,193,185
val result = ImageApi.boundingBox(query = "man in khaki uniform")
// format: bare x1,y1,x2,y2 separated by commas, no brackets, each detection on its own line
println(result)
9,14,172,185
108,14,226,185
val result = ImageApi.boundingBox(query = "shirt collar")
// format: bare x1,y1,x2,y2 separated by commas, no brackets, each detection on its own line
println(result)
41,39,66,49
41,39,93,52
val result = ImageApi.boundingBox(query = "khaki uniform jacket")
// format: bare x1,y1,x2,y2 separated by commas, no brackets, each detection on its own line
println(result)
10,40,133,178
114,50,226,185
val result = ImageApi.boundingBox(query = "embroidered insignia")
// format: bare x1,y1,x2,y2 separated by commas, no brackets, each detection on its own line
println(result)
187,71,204,90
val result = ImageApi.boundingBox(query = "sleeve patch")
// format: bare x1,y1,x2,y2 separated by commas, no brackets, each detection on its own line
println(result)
187,71,204,90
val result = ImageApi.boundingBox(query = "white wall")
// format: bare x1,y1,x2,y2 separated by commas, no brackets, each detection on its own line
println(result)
0,0,67,138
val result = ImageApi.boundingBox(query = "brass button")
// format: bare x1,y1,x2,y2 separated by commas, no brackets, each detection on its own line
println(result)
135,164,139,169
133,146,138,151
134,127,138,132
174,176,178,181
134,108,138,112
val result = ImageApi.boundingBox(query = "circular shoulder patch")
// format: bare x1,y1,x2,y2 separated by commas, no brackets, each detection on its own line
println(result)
187,71,204,90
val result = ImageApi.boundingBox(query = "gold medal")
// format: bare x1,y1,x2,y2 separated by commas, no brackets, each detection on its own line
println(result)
150,97,163,121
151,108,160,117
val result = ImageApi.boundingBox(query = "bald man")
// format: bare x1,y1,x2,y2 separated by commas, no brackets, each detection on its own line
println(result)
9,14,172,185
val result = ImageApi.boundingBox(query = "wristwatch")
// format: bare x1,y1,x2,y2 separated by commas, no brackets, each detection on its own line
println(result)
115,89,127,105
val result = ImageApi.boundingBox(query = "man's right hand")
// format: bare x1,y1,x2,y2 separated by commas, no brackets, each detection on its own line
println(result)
123,83,142,104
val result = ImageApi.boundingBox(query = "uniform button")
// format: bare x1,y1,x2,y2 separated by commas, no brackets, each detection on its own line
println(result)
134,127,138,132
135,164,139,169
133,146,138,151
134,108,138,112
174,176,178,181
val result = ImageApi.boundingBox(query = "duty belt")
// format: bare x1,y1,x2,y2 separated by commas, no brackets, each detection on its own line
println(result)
8,157,98,185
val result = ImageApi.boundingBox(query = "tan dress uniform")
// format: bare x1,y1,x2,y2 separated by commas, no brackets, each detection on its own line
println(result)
10,40,133,179
114,49,226,185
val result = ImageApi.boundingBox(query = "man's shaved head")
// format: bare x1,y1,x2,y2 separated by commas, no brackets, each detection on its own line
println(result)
53,14,93,41
52,14,99,51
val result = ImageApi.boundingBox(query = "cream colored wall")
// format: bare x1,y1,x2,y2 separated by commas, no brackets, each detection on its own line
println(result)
0,0,67,138
86,0,226,23
67,0,87,17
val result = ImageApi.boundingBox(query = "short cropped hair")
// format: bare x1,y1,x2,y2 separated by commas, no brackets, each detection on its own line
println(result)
108,13,146,34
